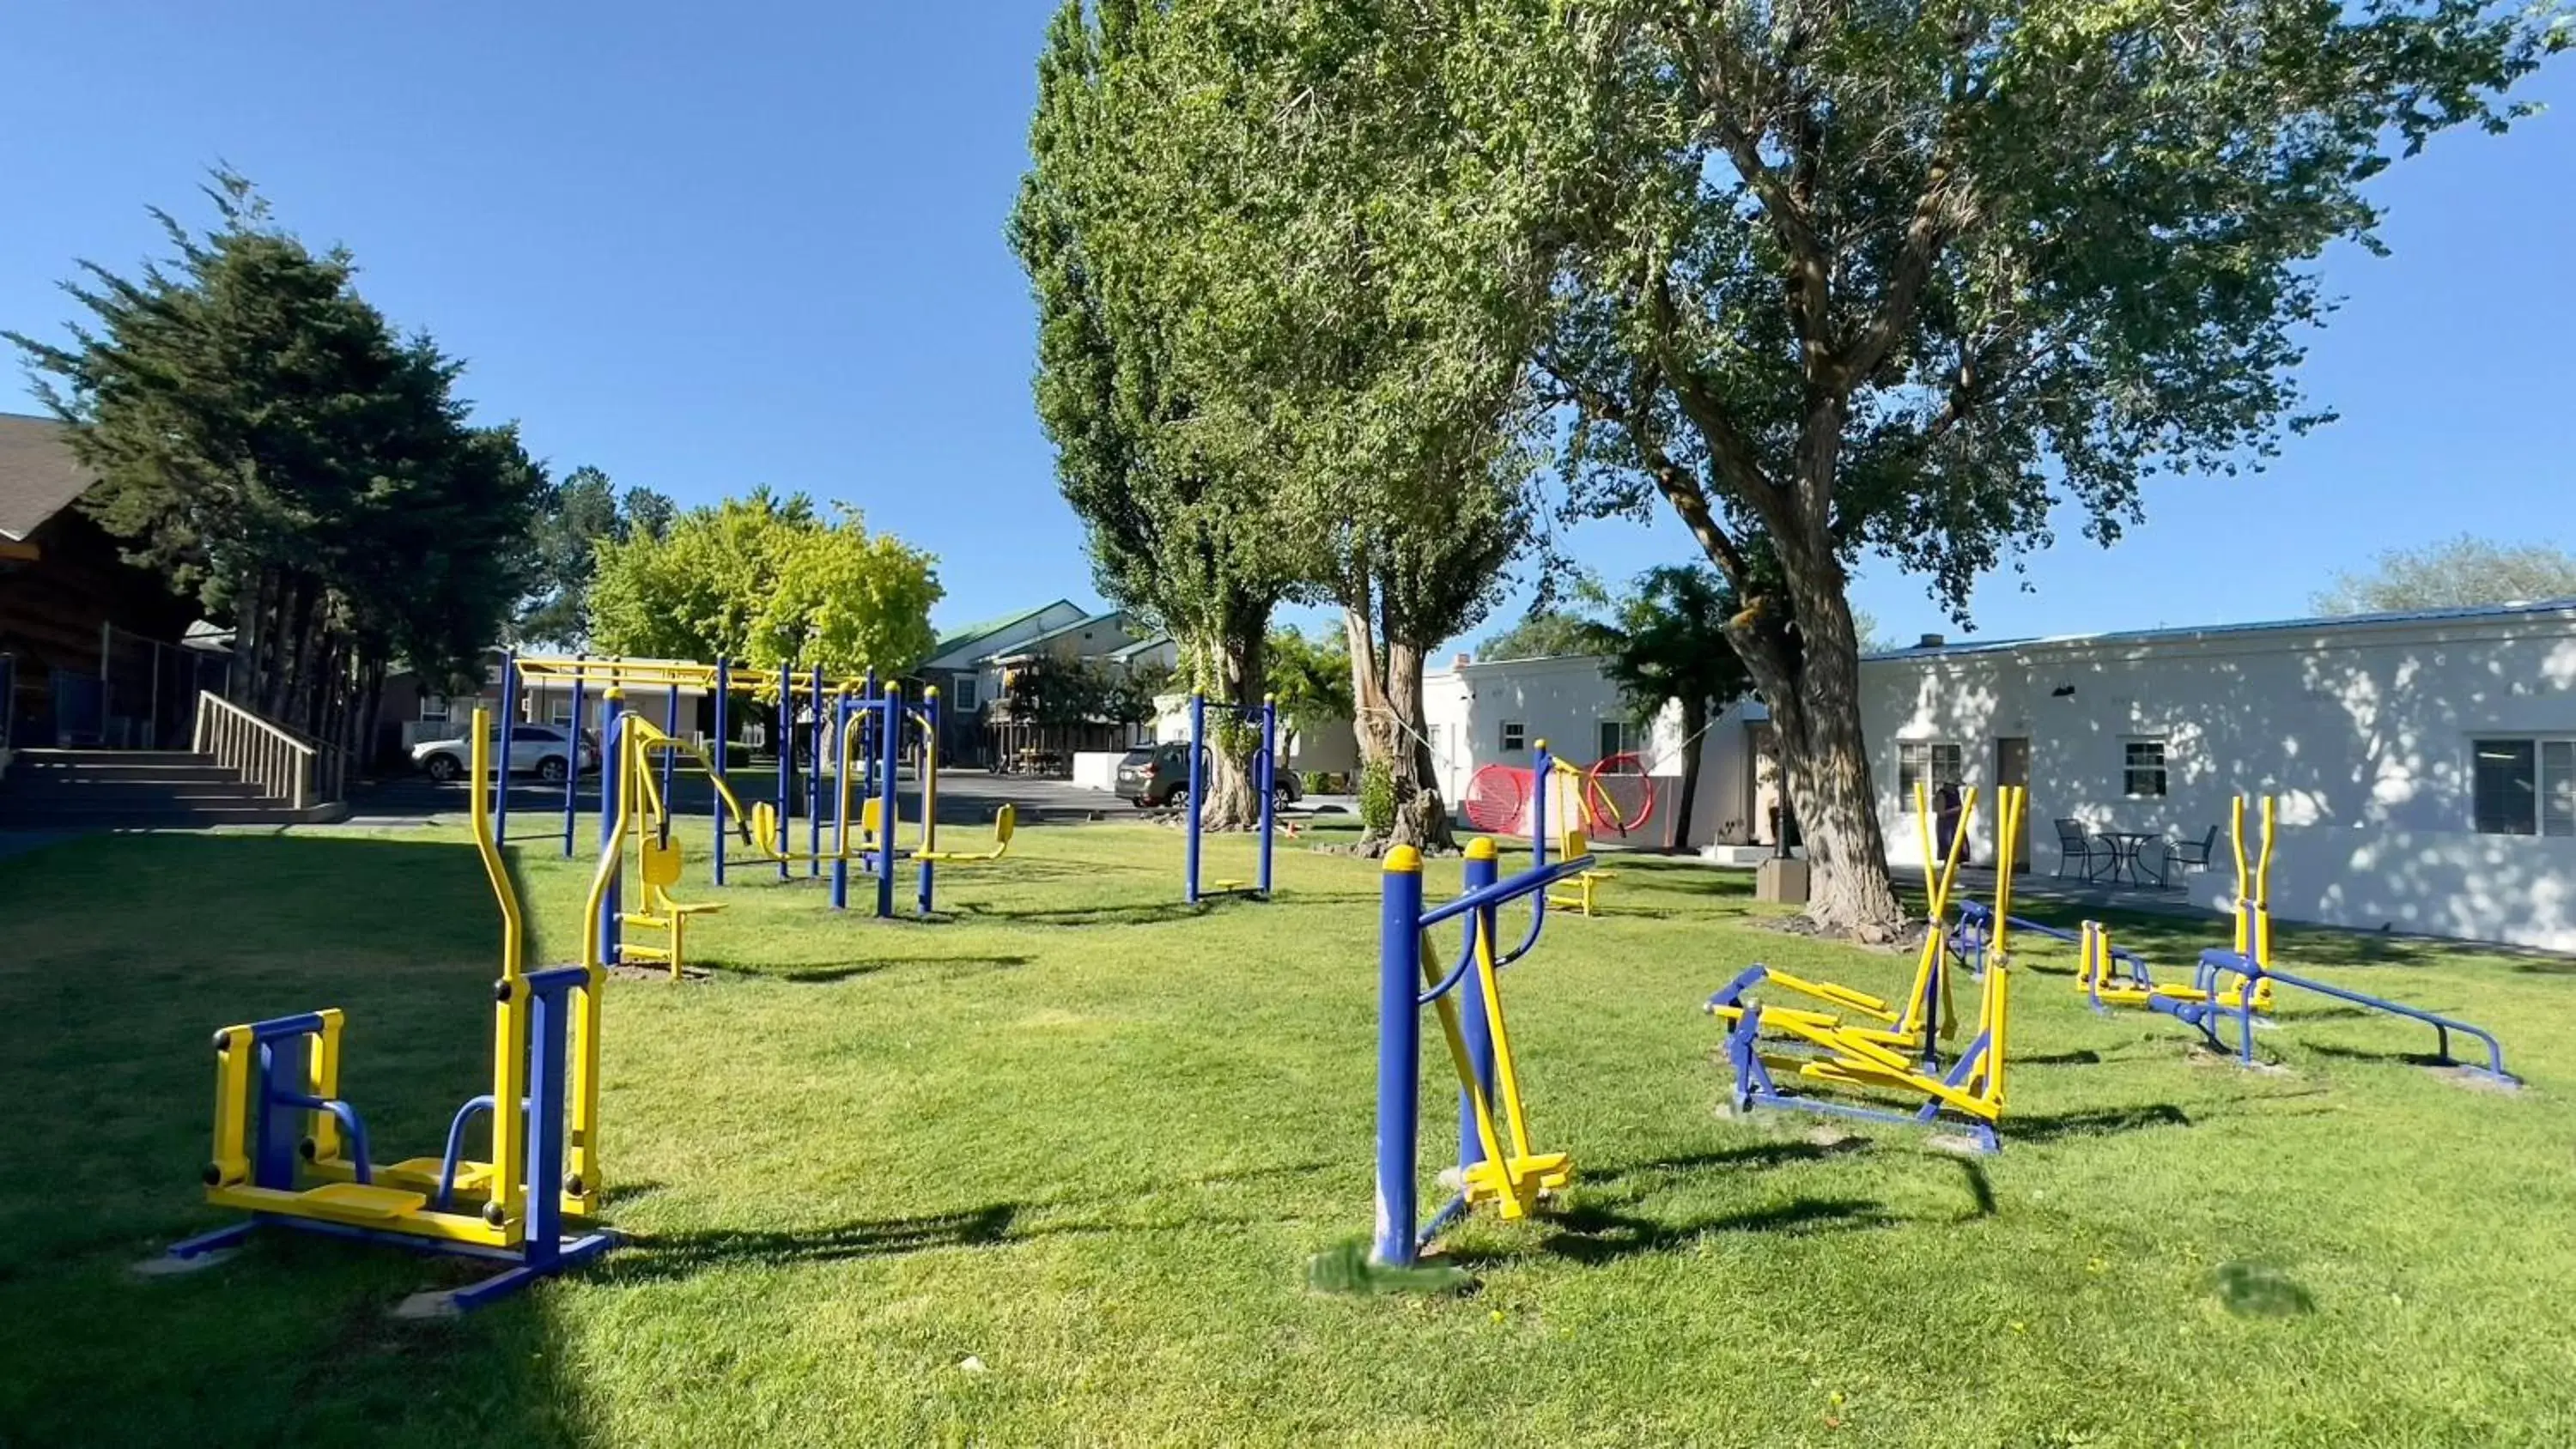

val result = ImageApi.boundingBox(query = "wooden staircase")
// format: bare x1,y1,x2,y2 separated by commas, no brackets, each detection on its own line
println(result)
0,749,336,829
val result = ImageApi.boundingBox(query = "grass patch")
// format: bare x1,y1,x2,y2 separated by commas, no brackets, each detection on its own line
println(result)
3,823,2573,1444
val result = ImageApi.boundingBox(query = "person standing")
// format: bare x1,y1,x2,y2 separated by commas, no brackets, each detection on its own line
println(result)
1934,780,1965,866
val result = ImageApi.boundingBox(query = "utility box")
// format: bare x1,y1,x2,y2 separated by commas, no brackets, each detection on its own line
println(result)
1754,857,1811,905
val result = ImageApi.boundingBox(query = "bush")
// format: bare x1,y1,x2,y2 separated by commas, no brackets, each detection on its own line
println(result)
1300,770,1338,797
1358,760,1396,834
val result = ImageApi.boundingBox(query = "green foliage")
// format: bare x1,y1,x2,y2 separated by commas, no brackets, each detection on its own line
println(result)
6,171,542,715
587,488,941,676
1477,610,1615,664
1597,567,1753,731
2312,534,2576,615
1265,626,1355,734
1357,759,1397,834
518,465,677,648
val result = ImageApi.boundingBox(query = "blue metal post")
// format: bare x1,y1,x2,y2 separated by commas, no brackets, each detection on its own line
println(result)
807,666,825,876
1257,696,1277,898
862,669,879,810
831,692,852,911
660,674,680,818
1532,741,1552,870
876,691,899,919
776,660,793,882
1373,849,1426,1266
562,660,586,858
1456,843,1499,1174
918,689,941,916
1185,693,1206,904
595,697,626,971
521,969,574,1265
495,651,520,842
711,660,731,886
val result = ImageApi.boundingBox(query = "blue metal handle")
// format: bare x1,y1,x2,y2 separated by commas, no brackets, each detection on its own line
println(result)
1418,854,1597,931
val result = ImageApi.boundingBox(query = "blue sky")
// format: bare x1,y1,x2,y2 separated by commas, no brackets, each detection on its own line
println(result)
4,4,2568,653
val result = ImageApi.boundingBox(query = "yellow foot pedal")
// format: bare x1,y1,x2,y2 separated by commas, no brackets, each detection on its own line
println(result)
1461,1153,1575,1218
298,1183,429,1221
1213,879,1245,890
381,1157,496,1195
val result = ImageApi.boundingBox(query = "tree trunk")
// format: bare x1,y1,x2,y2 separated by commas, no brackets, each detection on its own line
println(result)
1343,594,1457,857
1669,695,1707,853
1726,573,1904,940
1196,619,1268,831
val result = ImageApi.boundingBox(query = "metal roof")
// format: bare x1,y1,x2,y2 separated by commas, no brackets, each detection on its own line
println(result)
927,599,1079,663
1863,597,2576,664
0,412,91,542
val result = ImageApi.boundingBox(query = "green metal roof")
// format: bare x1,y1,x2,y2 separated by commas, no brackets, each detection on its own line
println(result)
927,599,1078,664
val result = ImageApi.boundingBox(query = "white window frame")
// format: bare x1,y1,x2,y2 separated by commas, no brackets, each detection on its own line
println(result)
951,673,981,712
1597,718,1637,761
1499,720,1527,753
548,696,575,727
417,695,452,725
2472,736,2576,838
2122,735,2170,799
1895,740,1964,811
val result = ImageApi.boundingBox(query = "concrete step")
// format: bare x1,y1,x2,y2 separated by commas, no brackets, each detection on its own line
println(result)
0,804,313,829
11,749,218,768
1,776,272,798
7,760,244,785
0,787,283,810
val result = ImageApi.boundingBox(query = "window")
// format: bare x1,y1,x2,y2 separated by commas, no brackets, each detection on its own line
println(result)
951,674,980,712
1499,720,1527,752
1896,741,1963,809
2474,738,2576,837
2123,737,2169,798
417,696,451,725
549,698,574,726
1597,719,1637,761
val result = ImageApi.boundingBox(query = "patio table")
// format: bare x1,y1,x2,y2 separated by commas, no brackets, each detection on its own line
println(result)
2092,830,2166,888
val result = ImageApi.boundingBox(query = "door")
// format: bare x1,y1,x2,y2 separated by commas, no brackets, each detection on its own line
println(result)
1994,737,2032,871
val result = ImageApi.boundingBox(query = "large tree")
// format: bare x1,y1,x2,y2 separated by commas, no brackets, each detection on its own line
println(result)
9,172,542,764
586,488,941,677
1508,0,2563,933
1013,0,1305,829
518,465,677,648
1030,0,1556,853
2313,533,2576,615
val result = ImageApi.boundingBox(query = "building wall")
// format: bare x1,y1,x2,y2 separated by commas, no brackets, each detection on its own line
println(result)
1862,608,2576,949
1420,655,1760,850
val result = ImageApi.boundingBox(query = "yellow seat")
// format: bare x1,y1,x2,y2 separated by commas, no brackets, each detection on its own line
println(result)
297,1182,428,1222
1546,869,1617,917
626,836,723,979
918,804,1016,865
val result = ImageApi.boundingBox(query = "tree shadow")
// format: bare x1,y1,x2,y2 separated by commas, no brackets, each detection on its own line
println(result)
603,1204,1022,1286
2301,1041,2453,1070
2008,1102,2190,1143
951,900,1211,928
1449,1196,1891,1267
1582,1137,1868,1187
2512,956,2576,976
2212,1260,2316,1318
769,955,1032,985
1954,1160,1997,1218
2009,1048,2103,1066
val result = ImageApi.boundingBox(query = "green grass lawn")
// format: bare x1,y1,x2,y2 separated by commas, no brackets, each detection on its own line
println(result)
3,817,2573,1446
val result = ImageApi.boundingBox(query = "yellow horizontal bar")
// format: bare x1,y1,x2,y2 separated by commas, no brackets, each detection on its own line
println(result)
207,1185,519,1246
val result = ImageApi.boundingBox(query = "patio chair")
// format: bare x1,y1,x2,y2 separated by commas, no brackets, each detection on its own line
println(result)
2053,818,2103,880
2159,824,2221,883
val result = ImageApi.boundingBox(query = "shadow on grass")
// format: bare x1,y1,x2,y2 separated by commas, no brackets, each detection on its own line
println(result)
954,900,1212,928
2213,1261,2317,1317
605,1204,1023,1285
2512,956,2576,976
2009,1102,2191,1143
762,955,1036,985
1450,1197,1892,1267
2009,1048,2104,1066
2301,1041,2457,1070
1583,1137,1869,1186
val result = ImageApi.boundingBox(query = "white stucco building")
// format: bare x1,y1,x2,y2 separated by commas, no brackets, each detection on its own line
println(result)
1862,599,2576,950
1420,653,1773,851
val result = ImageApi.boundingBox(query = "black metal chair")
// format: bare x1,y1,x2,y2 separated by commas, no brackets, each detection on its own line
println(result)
2159,824,2221,884
2054,818,2103,879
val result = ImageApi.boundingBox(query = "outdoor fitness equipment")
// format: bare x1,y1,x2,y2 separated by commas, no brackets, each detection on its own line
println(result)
1461,751,1659,844
1372,833,1601,1266
1705,785,2026,1154
167,708,615,1310
1182,692,1278,905
1705,780,1977,1070
2083,795,2515,1083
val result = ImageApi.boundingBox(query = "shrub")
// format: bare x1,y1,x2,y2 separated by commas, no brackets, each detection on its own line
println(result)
1358,760,1396,834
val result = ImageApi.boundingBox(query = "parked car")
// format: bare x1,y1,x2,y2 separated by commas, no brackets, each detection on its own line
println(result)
413,723,598,785
1115,743,1302,809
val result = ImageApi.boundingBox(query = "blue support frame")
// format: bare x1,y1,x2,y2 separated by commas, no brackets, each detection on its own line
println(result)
1184,692,1279,905
1716,998,2002,1155
1370,843,1599,1267
494,648,520,843
712,659,732,886
561,659,586,858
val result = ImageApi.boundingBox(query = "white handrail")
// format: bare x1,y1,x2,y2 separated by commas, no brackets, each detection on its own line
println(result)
191,690,319,811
